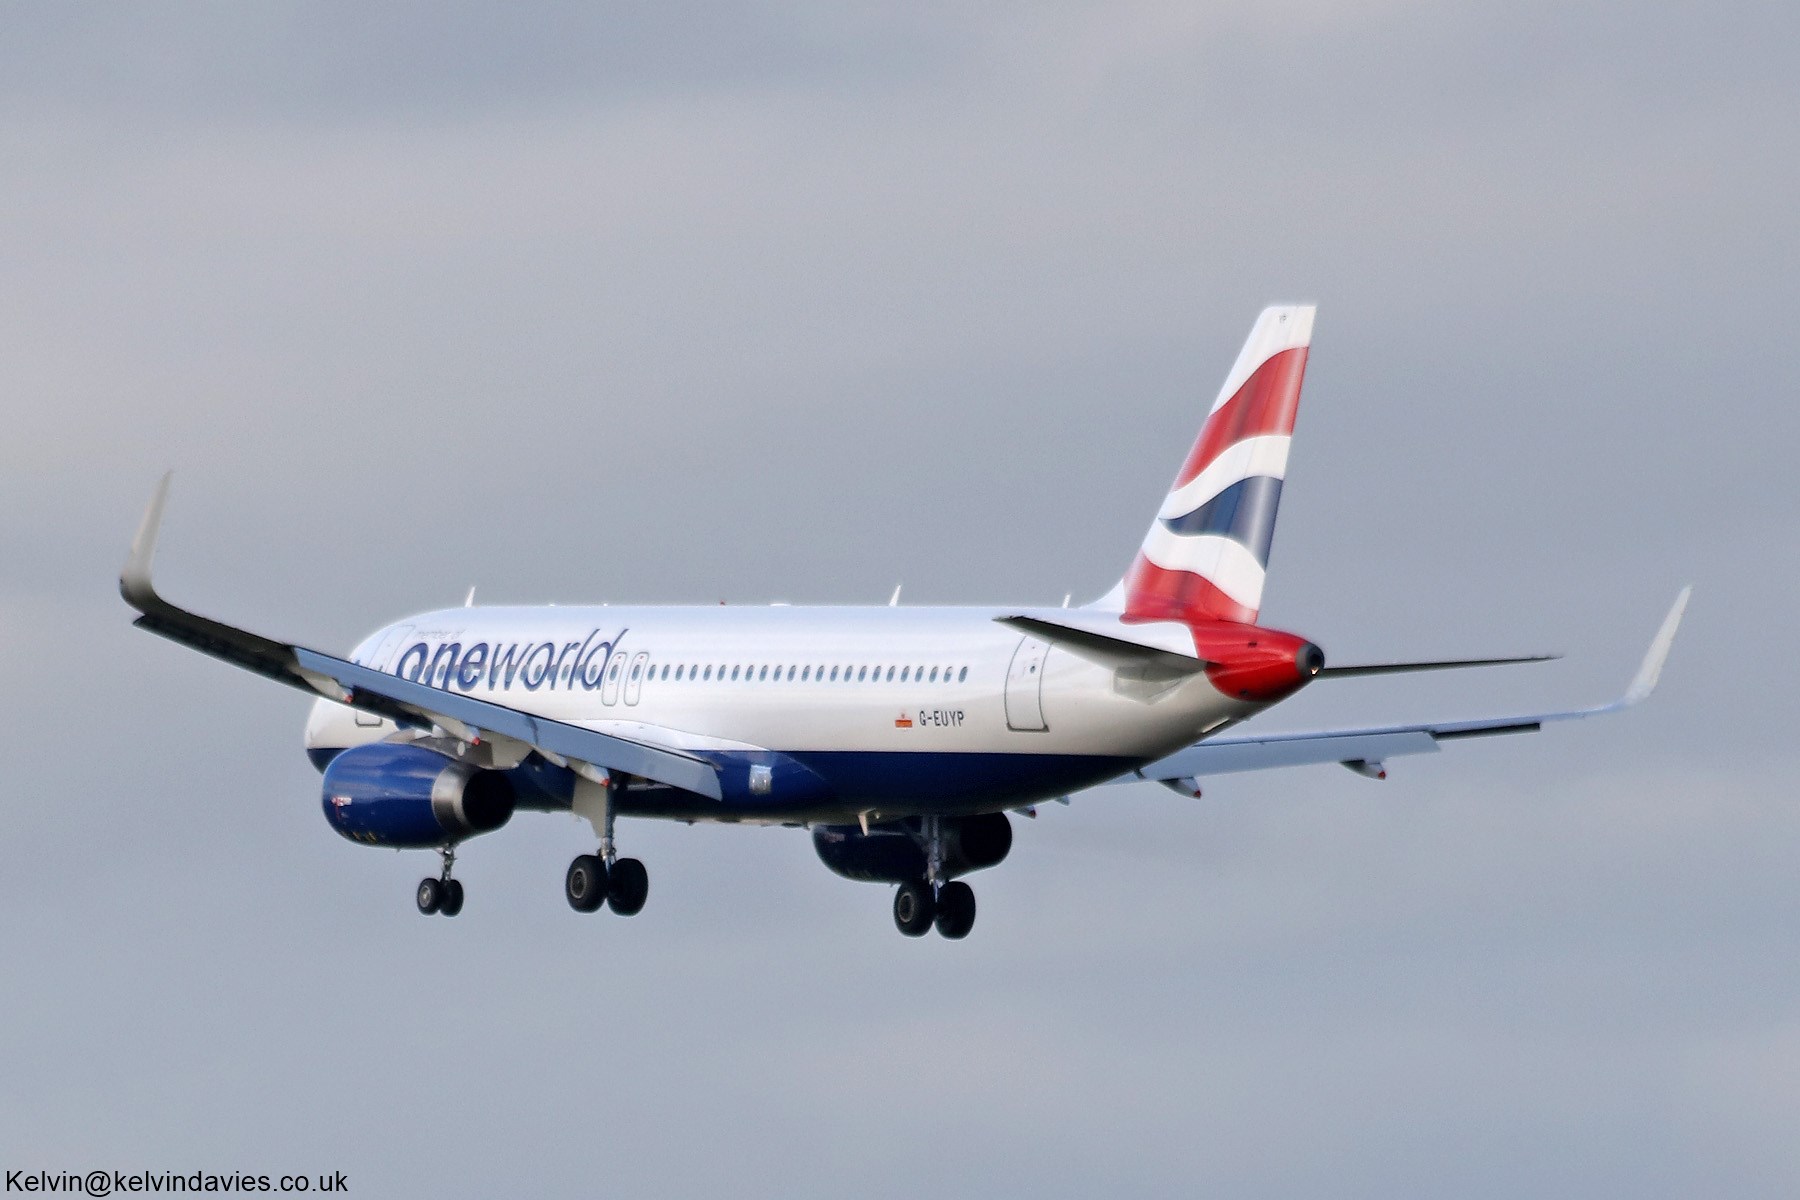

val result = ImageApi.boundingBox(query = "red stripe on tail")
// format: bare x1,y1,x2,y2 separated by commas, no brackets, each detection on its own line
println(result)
1172,347,1309,488
1121,556,1257,625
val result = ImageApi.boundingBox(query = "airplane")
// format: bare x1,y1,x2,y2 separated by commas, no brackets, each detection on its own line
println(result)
120,305,1688,939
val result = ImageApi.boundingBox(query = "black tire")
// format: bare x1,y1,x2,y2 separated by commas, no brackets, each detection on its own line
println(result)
440,879,465,917
893,881,935,936
608,857,649,916
416,877,443,915
565,854,608,912
934,881,975,939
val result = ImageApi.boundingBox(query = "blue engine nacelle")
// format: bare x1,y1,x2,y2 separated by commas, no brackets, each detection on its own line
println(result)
812,813,1012,884
321,743,516,848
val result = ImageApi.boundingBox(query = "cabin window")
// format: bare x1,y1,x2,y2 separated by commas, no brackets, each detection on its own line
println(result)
731,665,740,681
631,663,642,680
703,665,712,680
856,665,866,682
759,665,768,681
675,665,684,680
958,666,968,682
801,665,810,681
608,662,622,681
787,665,796,680
929,666,938,682
830,666,839,681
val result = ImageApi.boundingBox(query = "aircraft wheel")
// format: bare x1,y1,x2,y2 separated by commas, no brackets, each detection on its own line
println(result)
416,877,443,915
566,854,608,912
934,881,975,939
440,879,465,917
893,881,935,936
608,857,649,916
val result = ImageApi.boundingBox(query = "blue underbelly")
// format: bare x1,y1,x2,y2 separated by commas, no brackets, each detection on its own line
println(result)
308,745,1138,821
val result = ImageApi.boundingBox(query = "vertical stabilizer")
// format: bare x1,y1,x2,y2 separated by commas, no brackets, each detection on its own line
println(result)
1110,305,1315,625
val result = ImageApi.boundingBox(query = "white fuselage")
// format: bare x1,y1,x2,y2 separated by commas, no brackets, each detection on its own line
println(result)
305,604,1256,822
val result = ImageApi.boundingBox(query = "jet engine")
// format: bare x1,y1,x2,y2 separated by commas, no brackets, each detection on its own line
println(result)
812,812,1012,884
320,742,515,848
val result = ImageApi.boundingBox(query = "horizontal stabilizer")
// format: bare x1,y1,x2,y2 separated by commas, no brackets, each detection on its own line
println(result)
1318,654,1558,678
993,612,1207,675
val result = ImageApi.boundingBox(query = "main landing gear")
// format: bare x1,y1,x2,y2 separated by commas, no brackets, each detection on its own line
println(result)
565,771,649,917
893,879,975,939
564,852,648,915
892,816,977,939
417,844,465,917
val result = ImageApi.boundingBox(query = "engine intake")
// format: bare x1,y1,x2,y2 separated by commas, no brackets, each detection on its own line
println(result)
321,742,515,848
812,813,1012,884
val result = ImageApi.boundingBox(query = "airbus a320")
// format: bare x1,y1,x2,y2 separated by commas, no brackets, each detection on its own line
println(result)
121,306,1687,938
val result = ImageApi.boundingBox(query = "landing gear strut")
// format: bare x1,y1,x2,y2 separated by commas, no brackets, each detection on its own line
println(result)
417,844,465,917
890,817,978,939
566,771,649,917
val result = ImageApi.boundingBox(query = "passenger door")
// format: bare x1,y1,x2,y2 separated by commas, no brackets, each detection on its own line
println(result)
1004,636,1050,732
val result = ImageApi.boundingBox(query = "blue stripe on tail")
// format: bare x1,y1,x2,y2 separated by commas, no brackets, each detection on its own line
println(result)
1160,475,1284,565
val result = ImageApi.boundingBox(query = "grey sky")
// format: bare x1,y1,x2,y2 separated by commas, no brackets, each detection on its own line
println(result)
3,3,1796,1196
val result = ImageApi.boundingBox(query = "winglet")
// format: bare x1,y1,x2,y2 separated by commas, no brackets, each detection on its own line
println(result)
1620,585,1691,707
120,471,174,613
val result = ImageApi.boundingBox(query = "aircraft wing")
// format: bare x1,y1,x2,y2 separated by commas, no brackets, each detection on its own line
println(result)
1123,587,1689,789
119,474,723,801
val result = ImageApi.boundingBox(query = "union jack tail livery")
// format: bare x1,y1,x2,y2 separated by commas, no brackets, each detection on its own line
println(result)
1113,304,1314,625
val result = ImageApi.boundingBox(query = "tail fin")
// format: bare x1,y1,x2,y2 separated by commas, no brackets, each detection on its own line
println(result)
1108,304,1315,625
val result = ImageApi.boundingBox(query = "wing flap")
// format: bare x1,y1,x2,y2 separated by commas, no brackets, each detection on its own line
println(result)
291,650,722,800
1133,729,1440,778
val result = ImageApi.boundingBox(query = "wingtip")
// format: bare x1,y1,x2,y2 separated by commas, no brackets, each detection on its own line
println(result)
120,471,173,611
1621,585,1691,706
